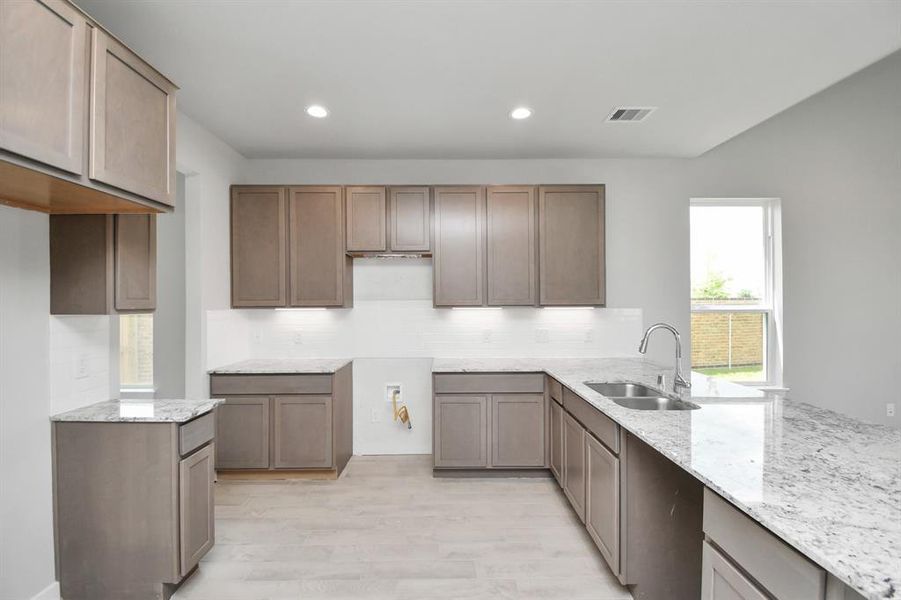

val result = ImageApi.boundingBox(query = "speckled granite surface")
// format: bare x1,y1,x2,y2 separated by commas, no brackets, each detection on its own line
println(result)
50,398,224,423
209,358,352,374
433,357,901,600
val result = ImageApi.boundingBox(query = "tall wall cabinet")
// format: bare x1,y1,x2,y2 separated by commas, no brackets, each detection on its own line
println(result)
231,185,352,308
0,0,177,213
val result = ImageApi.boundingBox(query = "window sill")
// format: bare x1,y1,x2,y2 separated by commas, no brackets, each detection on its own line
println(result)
119,388,156,400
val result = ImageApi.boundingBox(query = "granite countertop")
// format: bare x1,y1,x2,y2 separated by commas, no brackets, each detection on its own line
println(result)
50,398,224,423
209,358,352,374
433,357,901,600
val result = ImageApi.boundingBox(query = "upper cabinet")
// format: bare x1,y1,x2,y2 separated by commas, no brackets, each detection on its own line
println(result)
0,0,177,214
89,29,177,206
50,213,156,314
389,186,430,253
539,185,606,306
346,186,387,252
344,186,431,254
433,186,485,307
230,186,351,308
0,0,87,175
230,187,287,308
486,186,537,306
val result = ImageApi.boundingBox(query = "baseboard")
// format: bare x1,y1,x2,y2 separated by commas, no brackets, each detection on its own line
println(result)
216,469,337,481
30,581,60,600
433,468,552,478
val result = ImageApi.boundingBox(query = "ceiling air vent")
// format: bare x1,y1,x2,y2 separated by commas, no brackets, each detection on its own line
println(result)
606,107,656,123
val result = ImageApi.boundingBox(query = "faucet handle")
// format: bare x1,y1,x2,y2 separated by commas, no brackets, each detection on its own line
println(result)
656,373,667,389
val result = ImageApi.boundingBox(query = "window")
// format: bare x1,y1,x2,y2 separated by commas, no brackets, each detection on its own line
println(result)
119,313,154,392
690,199,782,386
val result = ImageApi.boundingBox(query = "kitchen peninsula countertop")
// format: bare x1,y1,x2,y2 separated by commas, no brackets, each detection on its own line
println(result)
50,398,224,423
209,358,352,374
432,357,901,600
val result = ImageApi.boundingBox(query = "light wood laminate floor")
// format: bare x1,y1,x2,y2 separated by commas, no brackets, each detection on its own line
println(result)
175,455,632,600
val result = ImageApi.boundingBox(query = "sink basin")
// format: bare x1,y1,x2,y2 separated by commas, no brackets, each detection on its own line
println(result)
584,381,700,411
585,382,659,397
610,396,700,411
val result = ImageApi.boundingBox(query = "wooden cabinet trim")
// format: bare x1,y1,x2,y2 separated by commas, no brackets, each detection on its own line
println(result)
586,432,621,574
89,28,176,205
490,393,545,468
562,410,587,522
433,394,489,468
215,396,270,470
272,395,334,468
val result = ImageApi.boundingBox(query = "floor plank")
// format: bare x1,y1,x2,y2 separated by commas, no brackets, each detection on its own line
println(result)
175,455,632,600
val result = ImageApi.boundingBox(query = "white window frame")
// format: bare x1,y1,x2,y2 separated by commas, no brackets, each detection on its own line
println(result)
690,198,784,388
119,313,156,398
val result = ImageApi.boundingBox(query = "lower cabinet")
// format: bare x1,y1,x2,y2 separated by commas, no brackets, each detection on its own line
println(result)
434,395,489,468
216,396,270,469
210,366,353,475
273,395,333,468
549,397,564,483
586,432,620,574
702,541,768,600
179,444,215,575
562,411,587,522
432,373,546,470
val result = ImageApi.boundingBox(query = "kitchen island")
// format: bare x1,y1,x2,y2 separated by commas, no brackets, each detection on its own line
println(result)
433,357,900,600
51,398,224,600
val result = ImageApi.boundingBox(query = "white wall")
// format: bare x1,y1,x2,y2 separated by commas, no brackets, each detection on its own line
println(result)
689,51,901,425
49,316,112,414
154,174,187,398
0,207,55,600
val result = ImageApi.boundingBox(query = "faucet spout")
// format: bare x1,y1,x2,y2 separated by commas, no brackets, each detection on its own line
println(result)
638,322,690,391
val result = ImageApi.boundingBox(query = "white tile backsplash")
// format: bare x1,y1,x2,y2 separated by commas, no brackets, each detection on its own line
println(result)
49,315,113,414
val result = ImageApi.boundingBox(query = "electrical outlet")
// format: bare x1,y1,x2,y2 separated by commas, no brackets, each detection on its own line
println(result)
371,407,381,423
536,328,549,343
481,329,492,343
584,329,594,343
292,331,303,345
75,355,89,379
888,403,896,418
251,330,263,343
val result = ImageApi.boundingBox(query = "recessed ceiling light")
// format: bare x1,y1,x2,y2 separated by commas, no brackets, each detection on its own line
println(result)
306,105,328,118
510,107,532,120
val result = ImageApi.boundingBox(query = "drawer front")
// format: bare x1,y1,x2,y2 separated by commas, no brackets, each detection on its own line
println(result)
210,374,332,396
563,387,619,454
703,489,825,600
179,412,215,456
433,373,544,394
547,377,563,403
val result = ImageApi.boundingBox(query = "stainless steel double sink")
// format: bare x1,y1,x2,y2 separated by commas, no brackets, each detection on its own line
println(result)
584,381,700,411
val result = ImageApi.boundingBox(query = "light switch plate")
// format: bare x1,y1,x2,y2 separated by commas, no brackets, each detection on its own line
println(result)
371,407,381,423
888,403,896,417
75,355,89,379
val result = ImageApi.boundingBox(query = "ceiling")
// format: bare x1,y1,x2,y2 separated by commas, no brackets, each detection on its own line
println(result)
75,0,901,159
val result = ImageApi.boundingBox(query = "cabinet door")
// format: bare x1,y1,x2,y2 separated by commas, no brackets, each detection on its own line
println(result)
346,186,386,252
231,186,287,308
434,395,488,468
389,186,430,252
491,394,545,467
179,444,214,576
215,397,270,469
0,0,86,174
114,214,156,311
702,541,768,600
273,396,333,468
433,186,485,306
586,433,620,574
538,185,605,306
486,186,536,306
50,215,113,315
288,186,348,307
89,29,176,205
563,411,587,522
549,399,564,484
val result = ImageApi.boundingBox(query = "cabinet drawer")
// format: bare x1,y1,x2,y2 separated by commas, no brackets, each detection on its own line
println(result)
179,412,214,457
547,377,563,403
210,374,332,395
433,373,544,394
703,488,825,600
563,387,619,454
